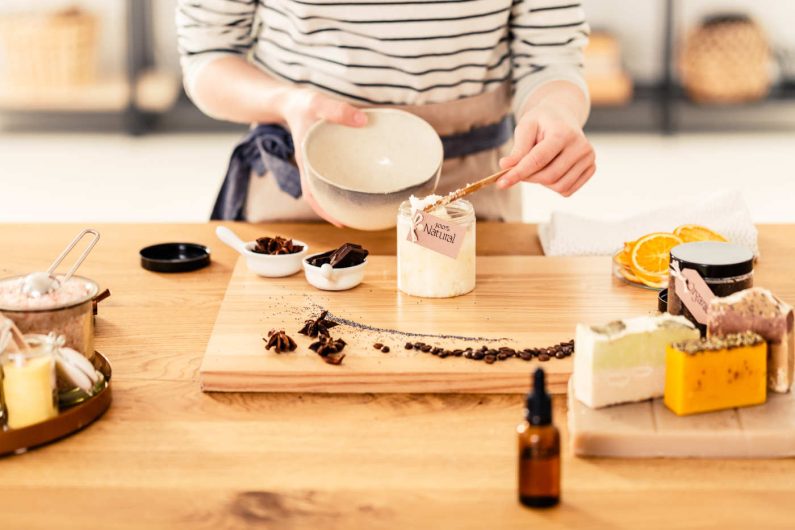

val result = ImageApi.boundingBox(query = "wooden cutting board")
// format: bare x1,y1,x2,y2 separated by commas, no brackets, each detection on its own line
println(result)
200,255,656,394
568,379,795,458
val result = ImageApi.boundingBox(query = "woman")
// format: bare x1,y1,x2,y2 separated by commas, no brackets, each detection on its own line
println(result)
177,0,595,224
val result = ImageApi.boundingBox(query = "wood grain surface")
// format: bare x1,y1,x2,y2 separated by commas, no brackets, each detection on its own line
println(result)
201,255,657,394
0,222,794,530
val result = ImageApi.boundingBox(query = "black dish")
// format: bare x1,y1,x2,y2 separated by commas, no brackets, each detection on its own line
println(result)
139,243,211,273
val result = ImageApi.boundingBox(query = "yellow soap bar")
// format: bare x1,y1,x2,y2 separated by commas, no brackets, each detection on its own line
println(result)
664,332,767,416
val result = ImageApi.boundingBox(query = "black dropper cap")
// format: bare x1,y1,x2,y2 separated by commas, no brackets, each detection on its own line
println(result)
526,368,552,426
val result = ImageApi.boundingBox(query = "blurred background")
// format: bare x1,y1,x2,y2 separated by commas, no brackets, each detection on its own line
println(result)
0,0,793,224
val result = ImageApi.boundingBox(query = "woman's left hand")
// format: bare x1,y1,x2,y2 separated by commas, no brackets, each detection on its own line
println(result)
497,102,595,197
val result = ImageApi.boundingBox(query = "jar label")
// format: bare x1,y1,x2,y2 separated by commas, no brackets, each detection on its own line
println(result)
407,211,467,259
673,265,715,324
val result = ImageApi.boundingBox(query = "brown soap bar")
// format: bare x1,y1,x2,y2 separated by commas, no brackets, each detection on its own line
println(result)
707,288,794,393
306,243,368,268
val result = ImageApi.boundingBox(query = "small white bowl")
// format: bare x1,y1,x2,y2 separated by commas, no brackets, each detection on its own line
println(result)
216,226,308,277
303,254,367,291
302,108,442,231
242,240,309,277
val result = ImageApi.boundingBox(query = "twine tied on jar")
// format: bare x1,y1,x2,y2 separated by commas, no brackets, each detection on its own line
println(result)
409,211,425,242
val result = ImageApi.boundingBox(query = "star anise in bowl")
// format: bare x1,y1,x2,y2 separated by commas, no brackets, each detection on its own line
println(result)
263,329,297,353
298,310,339,338
309,335,347,365
253,236,304,255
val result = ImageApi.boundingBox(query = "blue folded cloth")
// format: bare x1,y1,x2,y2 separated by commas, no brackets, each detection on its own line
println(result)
211,116,513,221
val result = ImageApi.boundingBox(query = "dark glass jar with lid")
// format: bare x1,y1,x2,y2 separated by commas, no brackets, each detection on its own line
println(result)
667,241,754,333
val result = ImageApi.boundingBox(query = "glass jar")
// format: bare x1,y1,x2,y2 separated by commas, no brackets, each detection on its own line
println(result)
667,241,754,333
1,334,58,429
397,199,476,298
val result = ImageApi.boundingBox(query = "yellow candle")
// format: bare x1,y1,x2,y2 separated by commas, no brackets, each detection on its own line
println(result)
3,354,57,429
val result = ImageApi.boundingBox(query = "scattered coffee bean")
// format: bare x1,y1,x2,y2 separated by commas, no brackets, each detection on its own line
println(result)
520,351,532,361
373,343,383,350
405,342,414,350
538,353,550,362
453,349,463,357
433,347,443,354
497,352,508,361
421,345,432,352
484,355,496,364
381,346,390,353
473,352,485,360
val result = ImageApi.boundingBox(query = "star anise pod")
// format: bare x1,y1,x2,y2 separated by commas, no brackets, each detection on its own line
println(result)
309,335,346,365
263,329,297,353
298,310,338,338
253,236,304,255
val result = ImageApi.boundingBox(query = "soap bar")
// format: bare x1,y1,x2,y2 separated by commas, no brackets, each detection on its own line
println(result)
664,332,767,416
574,314,699,408
708,288,794,393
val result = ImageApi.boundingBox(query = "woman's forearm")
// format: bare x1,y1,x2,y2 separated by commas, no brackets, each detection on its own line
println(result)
518,80,590,127
189,55,295,124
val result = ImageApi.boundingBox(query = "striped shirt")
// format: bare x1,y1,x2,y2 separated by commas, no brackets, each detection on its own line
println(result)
177,0,589,116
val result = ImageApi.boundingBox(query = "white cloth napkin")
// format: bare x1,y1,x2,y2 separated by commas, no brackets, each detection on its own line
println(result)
538,189,758,256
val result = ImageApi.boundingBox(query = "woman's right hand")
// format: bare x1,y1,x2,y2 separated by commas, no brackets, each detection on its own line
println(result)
281,89,368,226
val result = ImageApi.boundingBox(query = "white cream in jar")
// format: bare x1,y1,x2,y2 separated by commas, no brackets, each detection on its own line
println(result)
397,196,476,298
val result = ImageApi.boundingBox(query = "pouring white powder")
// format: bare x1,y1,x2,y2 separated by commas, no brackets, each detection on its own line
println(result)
397,195,476,298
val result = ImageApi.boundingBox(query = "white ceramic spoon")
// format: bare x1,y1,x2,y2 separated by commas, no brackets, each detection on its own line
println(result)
215,226,248,256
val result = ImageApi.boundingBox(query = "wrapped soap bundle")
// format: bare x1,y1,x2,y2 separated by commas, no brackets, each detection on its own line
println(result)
396,195,476,298
1,316,103,429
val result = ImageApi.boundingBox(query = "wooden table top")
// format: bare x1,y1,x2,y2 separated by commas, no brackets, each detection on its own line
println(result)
1,222,793,529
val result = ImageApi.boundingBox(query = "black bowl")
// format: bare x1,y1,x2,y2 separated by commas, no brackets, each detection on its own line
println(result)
139,243,211,273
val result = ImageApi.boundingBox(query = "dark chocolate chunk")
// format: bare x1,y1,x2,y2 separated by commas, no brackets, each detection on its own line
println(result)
306,243,369,269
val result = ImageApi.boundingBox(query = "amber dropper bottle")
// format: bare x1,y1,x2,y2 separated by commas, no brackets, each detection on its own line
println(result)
517,368,560,508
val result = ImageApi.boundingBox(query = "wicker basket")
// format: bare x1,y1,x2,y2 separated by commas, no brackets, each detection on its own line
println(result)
679,14,771,104
0,8,98,88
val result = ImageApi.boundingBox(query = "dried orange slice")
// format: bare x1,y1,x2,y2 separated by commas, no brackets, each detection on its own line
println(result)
637,274,668,289
620,266,642,283
630,232,683,282
613,250,631,268
673,224,727,243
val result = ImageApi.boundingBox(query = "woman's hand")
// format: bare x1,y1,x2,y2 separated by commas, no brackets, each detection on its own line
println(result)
497,85,595,197
281,89,368,226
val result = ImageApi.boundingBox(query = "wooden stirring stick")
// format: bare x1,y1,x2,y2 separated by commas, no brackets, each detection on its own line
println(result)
422,168,510,213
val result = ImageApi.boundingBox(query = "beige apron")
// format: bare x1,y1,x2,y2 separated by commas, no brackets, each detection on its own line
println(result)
245,84,522,223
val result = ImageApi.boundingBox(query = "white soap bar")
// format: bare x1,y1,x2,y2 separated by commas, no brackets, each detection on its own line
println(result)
574,314,699,408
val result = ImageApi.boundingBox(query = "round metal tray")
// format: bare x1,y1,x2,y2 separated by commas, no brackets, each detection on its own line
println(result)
0,351,112,456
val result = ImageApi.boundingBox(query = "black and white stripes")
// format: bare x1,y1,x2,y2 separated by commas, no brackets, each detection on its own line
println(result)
177,0,589,110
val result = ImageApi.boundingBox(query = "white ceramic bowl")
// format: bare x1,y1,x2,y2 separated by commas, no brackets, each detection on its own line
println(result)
303,254,367,291
242,240,309,277
302,108,442,231
215,226,308,277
